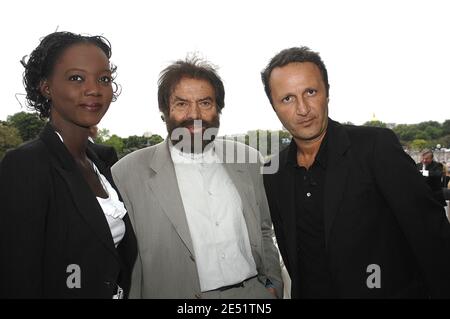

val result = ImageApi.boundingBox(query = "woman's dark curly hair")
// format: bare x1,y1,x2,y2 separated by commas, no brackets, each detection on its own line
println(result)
21,31,119,118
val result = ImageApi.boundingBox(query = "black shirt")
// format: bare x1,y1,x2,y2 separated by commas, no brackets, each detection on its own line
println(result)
286,133,336,298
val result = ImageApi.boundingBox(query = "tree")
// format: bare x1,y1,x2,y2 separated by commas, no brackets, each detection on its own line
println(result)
442,119,450,136
363,120,387,128
147,134,163,146
409,139,430,151
417,121,441,132
123,135,148,150
103,134,124,155
414,130,431,141
424,126,442,140
393,124,420,141
436,135,450,149
94,128,110,144
0,124,23,159
6,112,46,142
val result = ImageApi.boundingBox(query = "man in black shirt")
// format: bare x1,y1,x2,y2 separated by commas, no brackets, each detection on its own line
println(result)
416,150,445,205
261,46,450,298
287,133,336,298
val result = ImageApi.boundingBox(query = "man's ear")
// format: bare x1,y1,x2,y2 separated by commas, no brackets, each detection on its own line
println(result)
39,80,51,99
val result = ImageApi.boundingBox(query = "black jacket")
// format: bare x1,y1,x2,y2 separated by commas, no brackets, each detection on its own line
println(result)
416,160,445,205
264,119,450,298
0,124,137,298
416,160,444,191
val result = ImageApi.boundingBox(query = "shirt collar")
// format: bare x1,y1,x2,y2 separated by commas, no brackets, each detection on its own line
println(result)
286,131,329,169
315,133,328,169
169,139,219,164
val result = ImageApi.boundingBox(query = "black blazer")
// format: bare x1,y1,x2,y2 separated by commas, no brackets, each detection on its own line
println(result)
264,119,450,298
416,161,445,205
416,160,444,190
0,124,137,298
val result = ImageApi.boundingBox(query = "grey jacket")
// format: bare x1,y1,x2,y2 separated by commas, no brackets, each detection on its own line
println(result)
111,139,282,298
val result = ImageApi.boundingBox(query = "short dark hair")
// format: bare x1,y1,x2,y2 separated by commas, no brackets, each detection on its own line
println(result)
158,56,225,116
21,31,119,119
421,149,433,158
261,46,330,105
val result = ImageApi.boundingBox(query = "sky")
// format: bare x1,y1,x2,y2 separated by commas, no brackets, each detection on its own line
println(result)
1,0,449,138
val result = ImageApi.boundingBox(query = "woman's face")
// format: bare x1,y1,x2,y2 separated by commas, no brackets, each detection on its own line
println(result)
42,43,114,130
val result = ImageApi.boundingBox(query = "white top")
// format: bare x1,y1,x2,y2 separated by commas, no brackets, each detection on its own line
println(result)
93,163,127,247
54,131,127,247
170,142,257,292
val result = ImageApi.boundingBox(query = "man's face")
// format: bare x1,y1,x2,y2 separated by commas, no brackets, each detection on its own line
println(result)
422,153,433,166
269,62,328,143
166,77,220,152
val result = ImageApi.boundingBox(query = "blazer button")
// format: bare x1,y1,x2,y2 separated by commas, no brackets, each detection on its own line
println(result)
195,293,202,299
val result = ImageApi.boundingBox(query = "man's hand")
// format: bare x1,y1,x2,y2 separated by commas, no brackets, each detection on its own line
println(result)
267,287,278,298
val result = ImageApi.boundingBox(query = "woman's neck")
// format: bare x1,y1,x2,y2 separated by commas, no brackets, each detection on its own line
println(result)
50,120,90,160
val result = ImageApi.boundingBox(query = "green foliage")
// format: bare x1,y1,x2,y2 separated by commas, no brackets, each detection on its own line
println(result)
123,135,148,150
94,128,110,144
442,120,450,135
425,126,443,140
279,130,292,140
409,139,430,151
121,135,148,156
393,124,419,141
391,119,449,149
103,134,124,155
363,120,387,128
100,133,164,158
0,124,23,159
147,134,163,146
6,112,46,142
417,121,441,131
1,110,448,158
435,135,450,149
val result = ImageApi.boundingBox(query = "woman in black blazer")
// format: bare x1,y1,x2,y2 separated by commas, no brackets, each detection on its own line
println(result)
0,31,137,298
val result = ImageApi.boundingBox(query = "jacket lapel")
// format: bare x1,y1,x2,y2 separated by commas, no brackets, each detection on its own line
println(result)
145,140,195,256
277,150,298,271
87,145,137,271
40,124,119,260
323,120,350,247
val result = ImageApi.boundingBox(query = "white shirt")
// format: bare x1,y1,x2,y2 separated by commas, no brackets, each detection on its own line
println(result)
170,142,258,292
93,163,127,247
